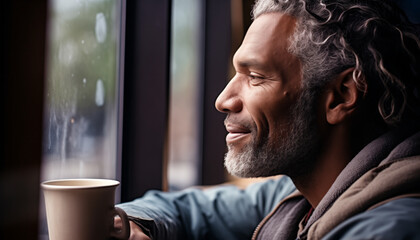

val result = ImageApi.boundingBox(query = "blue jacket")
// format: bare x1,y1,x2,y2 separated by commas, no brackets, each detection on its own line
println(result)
119,176,295,239
119,129,420,239
119,175,420,239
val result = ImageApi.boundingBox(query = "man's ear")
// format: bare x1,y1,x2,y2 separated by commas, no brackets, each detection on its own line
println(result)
324,68,360,125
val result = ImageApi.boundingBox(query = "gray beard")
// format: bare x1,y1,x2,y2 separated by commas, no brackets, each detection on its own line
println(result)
224,87,321,178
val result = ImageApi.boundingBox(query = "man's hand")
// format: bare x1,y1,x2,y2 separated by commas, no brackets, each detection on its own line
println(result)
128,221,151,240
114,217,151,240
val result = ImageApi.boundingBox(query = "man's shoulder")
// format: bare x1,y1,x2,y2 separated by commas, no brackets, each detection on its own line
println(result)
307,156,420,239
323,197,420,240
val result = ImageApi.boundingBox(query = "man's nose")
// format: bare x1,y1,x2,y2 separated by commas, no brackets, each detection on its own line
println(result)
215,75,242,113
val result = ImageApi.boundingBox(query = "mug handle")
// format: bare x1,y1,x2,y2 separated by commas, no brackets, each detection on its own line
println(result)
111,207,130,239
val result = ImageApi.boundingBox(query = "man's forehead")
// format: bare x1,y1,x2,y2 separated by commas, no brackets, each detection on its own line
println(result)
244,12,296,43
234,12,298,70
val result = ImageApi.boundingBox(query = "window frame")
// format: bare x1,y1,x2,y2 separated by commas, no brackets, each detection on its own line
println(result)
121,0,232,200
199,0,232,186
121,0,172,201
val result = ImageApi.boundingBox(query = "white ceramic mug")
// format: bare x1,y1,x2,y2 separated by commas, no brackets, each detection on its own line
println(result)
41,178,130,240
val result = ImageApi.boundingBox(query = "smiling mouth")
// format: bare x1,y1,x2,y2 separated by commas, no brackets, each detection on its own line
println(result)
225,124,251,144
226,132,250,143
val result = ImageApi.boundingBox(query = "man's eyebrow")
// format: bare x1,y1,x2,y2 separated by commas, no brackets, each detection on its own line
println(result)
235,58,265,69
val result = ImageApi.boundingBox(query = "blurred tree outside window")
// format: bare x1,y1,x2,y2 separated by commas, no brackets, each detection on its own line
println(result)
42,0,120,182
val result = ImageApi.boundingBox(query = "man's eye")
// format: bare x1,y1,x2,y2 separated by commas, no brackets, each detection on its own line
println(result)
249,74,264,84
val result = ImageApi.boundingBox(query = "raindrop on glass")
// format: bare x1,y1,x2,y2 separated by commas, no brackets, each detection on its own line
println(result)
95,13,107,43
95,79,105,106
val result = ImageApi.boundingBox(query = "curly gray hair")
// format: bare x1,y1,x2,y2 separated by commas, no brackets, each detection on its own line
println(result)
252,0,420,126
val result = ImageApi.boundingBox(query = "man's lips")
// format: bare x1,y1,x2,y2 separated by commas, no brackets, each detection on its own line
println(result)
225,124,251,143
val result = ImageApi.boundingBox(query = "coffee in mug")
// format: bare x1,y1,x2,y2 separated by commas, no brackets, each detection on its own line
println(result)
41,178,130,240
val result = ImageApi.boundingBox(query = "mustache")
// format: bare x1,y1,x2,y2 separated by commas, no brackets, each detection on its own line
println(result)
224,115,255,130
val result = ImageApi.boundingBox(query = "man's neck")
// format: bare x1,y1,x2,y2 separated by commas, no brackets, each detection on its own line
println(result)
292,125,353,208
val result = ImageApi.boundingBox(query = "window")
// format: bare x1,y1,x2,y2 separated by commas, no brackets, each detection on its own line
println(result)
41,0,122,181
167,0,202,190
39,0,123,238
1,0,233,238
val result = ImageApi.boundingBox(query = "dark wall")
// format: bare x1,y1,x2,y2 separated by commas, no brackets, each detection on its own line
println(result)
1,1,47,239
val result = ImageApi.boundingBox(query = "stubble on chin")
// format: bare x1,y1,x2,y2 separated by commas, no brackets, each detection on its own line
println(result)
223,88,321,179
224,134,277,178
224,141,256,177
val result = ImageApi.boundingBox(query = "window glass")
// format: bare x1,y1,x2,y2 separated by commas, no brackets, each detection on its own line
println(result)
40,0,122,238
168,0,202,190
41,0,121,181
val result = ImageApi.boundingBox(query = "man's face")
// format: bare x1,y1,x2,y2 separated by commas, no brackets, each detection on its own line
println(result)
215,13,319,177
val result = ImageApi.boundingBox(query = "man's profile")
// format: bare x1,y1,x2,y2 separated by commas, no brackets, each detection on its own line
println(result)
118,0,420,239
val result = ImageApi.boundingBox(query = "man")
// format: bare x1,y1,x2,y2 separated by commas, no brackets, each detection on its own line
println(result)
118,0,420,239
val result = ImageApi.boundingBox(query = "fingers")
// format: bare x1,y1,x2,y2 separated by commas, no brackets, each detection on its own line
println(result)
129,221,151,240
114,216,123,229
115,216,151,240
